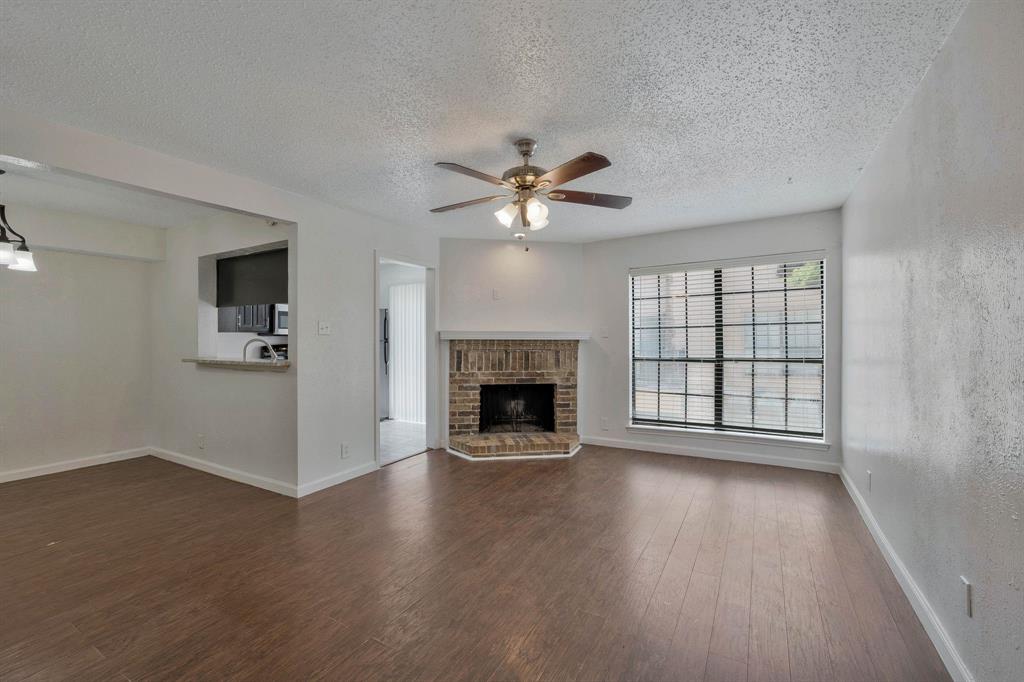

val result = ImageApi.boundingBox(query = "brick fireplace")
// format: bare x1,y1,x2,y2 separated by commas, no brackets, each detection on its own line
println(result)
447,338,580,458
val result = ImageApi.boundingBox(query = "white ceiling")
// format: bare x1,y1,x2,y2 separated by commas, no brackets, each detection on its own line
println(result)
0,161,231,229
0,0,966,242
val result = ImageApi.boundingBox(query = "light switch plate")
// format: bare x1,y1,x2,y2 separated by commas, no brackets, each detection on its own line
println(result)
318,320,331,335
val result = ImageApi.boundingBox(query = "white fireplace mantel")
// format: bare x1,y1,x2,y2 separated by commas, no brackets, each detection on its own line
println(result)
438,330,591,341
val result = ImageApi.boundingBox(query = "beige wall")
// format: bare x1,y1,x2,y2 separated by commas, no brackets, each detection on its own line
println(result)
148,214,298,489
439,238,584,332
0,249,153,476
2,111,441,495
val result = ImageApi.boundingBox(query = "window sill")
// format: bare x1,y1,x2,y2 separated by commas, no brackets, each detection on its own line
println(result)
625,423,831,451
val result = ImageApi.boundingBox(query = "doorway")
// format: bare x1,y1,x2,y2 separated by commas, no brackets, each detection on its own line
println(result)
377,258,428,465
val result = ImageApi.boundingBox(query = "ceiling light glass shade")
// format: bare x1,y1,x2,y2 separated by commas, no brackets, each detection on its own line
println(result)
0,241,13,265
529,217,548,231
525,197,548,223
494,202,518,228
8,249,36,272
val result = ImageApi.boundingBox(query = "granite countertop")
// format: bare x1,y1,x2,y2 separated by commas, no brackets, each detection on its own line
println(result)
182,357,291,372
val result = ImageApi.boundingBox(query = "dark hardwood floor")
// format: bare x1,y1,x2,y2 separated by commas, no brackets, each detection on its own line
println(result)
0,447,949,681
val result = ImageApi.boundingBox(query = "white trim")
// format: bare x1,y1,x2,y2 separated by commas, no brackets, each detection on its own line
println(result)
439,330,591,341
626,423,831,451
3,445,386,500
445,444,581,461
839,468,971,682
296,461,378,497
148,447,298,498
628,249,826,277
581,435,839,473
0,447,149,483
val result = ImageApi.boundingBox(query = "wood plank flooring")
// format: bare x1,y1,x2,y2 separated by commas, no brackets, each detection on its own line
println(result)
0,447,950,681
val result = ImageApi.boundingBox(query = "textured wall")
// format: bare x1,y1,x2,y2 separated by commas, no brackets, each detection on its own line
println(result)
841,2,1024,681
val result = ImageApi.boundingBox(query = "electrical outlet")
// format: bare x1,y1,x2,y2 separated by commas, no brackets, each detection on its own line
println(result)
340,443,350,459
198,434,206,450
867,469,872,492
318,320,332,335
961,576,973,617
600,416,610,431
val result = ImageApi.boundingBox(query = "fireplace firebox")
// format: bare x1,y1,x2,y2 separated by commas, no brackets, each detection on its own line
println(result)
479,383,555,433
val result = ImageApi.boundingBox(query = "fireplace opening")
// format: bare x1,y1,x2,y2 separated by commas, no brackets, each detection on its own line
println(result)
479,383,556,434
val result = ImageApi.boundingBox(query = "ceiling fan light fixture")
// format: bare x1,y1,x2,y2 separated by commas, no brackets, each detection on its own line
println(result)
494,202,518,228
0,240,13,265
432,138,630,243
525,197,548,223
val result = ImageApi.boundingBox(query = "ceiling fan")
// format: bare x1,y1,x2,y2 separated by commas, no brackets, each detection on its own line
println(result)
430,138,631,242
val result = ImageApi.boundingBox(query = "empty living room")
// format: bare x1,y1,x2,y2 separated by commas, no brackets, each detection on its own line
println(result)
0,1,1020,680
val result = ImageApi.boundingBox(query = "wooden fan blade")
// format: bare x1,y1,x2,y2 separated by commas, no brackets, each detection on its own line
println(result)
547,189,632,209
535,152,610,189
429,195,509,213
436,162,515,189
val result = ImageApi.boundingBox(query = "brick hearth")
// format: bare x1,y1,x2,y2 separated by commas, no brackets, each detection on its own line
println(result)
448,339,579,458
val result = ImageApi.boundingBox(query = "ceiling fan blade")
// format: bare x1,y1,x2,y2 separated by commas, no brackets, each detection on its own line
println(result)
436,162,515,189
535,152,611,189
547,189,632,209
429,195,509,213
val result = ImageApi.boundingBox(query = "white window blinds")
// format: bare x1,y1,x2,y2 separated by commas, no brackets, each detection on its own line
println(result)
630,257,825,438
389,282,426,424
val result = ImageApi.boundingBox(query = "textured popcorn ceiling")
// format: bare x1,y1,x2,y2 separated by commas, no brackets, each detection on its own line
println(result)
0,0,967,242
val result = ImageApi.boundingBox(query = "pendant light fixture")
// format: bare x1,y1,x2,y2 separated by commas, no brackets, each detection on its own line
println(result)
0,170,37,272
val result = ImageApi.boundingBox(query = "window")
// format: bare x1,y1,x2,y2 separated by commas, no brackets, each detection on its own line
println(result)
630,256,825,438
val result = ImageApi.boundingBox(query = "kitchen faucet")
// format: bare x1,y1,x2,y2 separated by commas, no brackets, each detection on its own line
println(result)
243,337,279,361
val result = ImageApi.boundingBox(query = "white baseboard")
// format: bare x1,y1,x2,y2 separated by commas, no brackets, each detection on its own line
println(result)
445,444,581,462
296,462,378,497
580,435,840,473
839,468,972,682
1,444,382,500
0,447,150,483
147,447,298,498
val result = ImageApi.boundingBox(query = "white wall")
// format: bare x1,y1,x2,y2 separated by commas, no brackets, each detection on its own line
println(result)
4,204,166,261
581,210,843,471
1,110,440,495
437,213,841,469
379,261,425,307
439,238,584,331
148,214,298,489
0,247,152,478
841,2,1023,681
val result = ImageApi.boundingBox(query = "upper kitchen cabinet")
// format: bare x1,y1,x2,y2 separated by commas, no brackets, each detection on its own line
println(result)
216,247,287,307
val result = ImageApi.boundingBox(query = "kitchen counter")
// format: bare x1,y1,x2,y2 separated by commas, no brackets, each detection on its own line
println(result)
182,357,291,372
